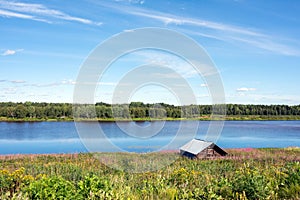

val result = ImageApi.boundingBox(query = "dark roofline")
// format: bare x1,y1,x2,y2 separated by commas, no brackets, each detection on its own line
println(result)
194,138,213,143
180,138,227,157
192,139,228,156
210,144,227,156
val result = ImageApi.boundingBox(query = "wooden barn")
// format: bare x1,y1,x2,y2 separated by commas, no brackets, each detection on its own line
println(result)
180,139,227,159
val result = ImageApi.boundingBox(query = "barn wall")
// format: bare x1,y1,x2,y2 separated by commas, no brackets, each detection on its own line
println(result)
180,150,196,159
196,148,224,158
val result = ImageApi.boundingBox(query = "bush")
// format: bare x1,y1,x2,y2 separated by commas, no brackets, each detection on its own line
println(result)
77,173,111,199
25,176,78,199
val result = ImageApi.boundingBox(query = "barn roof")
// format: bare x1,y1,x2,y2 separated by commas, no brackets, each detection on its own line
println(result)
180,139,214,155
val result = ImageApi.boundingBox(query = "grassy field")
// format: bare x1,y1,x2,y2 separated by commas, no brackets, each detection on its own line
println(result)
0,148,299,199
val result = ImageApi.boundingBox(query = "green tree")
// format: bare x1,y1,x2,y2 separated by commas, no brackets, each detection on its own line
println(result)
15,105,27,118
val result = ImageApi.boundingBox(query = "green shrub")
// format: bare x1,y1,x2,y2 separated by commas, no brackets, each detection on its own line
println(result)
232,163,269,200
77,173,111,199
24,176,78,199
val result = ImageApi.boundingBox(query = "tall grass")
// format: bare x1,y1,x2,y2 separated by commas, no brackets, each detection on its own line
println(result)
0,148,299,199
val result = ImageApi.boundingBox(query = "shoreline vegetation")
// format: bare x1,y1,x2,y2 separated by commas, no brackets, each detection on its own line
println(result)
0,148,299,199
1,115,300,122
0,101,300,122
0,147,299,159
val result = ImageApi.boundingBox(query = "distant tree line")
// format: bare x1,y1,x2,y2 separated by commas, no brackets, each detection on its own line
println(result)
0,102,72,119
0,101,299,119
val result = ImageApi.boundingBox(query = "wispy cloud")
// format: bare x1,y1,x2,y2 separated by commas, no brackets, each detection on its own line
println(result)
128,10,261,37
10,80,26,83
97,1,300,56
1,49,16,56
25,80,73,88
236,87,256,92
23,79,116,88
0,8,34,18
115,0,145,5
228,36,300,56
227,93,300,105
1,79,115,89
97,1,261,36
131,51,199,78
3,87,17,94
1,49,23,56
0,79,26,84
0,0,102,25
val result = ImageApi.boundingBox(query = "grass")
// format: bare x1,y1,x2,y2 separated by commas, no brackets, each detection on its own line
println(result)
0,117,74,122
0,148,299,199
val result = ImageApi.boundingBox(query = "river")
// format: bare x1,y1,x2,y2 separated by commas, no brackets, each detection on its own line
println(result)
0,121,299,154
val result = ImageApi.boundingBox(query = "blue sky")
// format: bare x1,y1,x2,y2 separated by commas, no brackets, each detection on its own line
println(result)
0,0,300,105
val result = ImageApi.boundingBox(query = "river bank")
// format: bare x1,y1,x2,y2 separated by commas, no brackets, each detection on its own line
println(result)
1,115,300,122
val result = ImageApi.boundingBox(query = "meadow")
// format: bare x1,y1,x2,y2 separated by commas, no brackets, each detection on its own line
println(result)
0,148,299,199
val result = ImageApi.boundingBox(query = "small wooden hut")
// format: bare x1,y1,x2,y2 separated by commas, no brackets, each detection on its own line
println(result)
180,139,227,159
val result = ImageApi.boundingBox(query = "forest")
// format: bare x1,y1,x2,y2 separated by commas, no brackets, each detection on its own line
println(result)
0,101,300,120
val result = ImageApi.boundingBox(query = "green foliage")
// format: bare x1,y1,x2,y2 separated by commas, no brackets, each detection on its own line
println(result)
0,149,299,199
1,101,300,121
233,163,269,199
77,173,111,199
25,176,77,199
278,162,300,199
0,167,34,199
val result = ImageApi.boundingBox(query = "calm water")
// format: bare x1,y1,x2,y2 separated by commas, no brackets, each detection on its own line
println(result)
0,121,299,154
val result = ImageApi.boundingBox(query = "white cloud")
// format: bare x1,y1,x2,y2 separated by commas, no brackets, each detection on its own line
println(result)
132,50,198,78
23,80,116,88
139,12,299,56
74,81,116,86
226,93,300,105
1,49,23,56
127,10,261,37
123,29,135,32
1,49,15,56
3,87,17,94
115,0,145,4
0,79,26,83
97,1,300,56
200,83,208,87
0,8,34,19
10,80,26,83
0,0,102,25
99,1,261,36
228,36,300,56
129,11,184,25
236,87,256,92
61,79,76,85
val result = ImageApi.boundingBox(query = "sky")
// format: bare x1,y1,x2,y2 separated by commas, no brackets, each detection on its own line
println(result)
1,0,300,105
